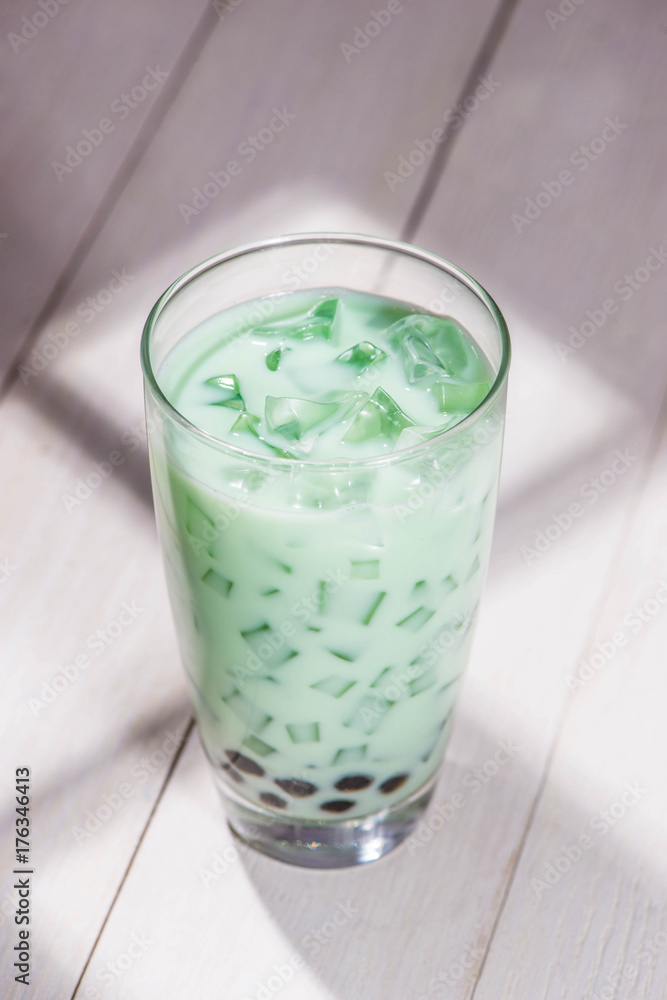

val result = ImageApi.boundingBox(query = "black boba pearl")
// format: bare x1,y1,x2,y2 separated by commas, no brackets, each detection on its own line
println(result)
334,774,373,792
260,792,288,809
320,799,355,813
225,750,265,777
275,778,318,798
379,773,409,794
221,763,244,785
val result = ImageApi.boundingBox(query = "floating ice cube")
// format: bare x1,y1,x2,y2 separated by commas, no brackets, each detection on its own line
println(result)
205,373,245,409
385,314,476,378
400,333,444,383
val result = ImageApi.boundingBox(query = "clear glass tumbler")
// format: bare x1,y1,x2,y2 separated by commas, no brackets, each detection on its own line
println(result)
141,233,510,868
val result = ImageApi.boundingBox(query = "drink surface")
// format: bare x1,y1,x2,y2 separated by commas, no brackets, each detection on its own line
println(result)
158,288,494,462
149,289,502,821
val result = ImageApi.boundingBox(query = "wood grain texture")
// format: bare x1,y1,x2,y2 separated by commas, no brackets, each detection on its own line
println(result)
0,0,213,380
3,0,667,997
414,0,667,995
1,2,507,999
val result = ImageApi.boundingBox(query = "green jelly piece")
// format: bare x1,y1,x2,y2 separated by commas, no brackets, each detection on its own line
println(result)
465,555,481,582
317,581,328,613
397,606,435,632
342,387,414,445
231,411,297,460
185,498,215,541
311,675,356,698
240,623,296,668
231,411,261,437
370,666,393,689
286,722,320,743
243,735,276,757
225,692,272,732
413,580,427,594
261,587,280,596
273,559,292,574
313,297,338,321
432,379,491,414
205,373,245,410
265,348,285,372
362,591,386,626
345,695,393,735
201,568,232,597
265,396,338,441
257,297,338,342
332,744,367,765
307,625,322,632
335,341,388,374
241,623,271,645
328,649,356,662
351,559,379,580
409,668,438,697
442,575,458,595
438,674,462,695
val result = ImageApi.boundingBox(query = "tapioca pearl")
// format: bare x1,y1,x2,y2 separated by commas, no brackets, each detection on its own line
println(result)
260,792,288,809
379,774,410,794
320,800,355,813
221,763,244,785
335,775,373,792
275,778,318,798
225,750,265,777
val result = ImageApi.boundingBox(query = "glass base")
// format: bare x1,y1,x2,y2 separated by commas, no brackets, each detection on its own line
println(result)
215,774,437,869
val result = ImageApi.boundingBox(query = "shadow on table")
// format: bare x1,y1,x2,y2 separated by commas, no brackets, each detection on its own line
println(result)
234,701,664,999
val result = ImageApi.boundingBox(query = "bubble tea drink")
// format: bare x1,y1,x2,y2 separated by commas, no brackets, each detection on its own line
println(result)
141,235,510,867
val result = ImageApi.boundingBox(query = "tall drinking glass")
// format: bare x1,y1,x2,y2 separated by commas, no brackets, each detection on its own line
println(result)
141,234,510,868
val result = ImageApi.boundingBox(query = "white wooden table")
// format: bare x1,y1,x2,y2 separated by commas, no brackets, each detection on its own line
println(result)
3,1,667,996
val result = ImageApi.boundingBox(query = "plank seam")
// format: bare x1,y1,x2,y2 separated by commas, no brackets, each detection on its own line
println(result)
401,0,523,246
469,360,667,996
0,0,222,404
68,716,195,1000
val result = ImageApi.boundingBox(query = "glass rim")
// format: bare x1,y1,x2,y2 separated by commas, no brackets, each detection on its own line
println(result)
140,232,511,471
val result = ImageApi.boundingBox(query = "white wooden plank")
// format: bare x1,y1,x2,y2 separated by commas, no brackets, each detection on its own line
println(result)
1,2,507,998
0,0,212,378
412,0,667,995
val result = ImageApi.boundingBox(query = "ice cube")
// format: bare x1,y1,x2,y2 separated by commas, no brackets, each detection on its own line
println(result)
385,314,474,378
400,333,444,383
